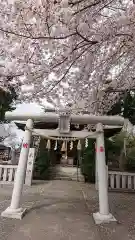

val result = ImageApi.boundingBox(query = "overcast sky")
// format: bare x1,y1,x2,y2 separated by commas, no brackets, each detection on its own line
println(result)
13,101,54,113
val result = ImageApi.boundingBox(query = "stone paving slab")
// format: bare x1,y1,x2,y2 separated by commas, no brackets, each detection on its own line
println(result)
0,181,100,240
0,181,135,239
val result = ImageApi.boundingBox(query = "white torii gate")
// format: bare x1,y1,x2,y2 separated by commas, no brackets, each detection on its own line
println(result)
1,111,124,224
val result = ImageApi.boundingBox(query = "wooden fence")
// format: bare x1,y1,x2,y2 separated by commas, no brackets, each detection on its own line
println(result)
0,165,17,184
108,171,135,191
1,161,135,191
0,144,40,186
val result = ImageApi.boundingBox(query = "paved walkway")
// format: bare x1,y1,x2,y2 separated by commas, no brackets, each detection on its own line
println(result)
0,181,135,239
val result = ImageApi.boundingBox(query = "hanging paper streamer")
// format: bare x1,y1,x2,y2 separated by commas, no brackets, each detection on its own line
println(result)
54,140,57,150
70,141,73,150
61,141,66,152
46,139,51,150
85,138,88,148
77,140,82,150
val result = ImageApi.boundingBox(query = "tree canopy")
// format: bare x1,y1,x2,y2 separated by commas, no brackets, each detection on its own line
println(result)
0,84,17,121
107,91,135,124
0,0,135,113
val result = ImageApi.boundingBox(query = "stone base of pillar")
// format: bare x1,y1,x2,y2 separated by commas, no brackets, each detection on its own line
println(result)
1,207,27,220
93,212,116,224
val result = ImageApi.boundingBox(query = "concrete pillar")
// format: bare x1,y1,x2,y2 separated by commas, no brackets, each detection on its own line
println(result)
95,141,98,190
93,123,116,224
1,119,33,219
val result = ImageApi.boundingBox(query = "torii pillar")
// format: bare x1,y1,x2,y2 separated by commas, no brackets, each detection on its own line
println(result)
1,119,33,219
93,123,116,224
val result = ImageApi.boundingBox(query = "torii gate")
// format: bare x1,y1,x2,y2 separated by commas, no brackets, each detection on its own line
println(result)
1,110,124,224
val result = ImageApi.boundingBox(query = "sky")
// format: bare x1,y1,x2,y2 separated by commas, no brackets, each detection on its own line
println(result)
1,102,52,148
13,101,54,113
13,103,44,113
4,100,56,147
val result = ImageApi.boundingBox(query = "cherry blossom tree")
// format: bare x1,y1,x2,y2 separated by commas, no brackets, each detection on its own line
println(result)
0,0,135,114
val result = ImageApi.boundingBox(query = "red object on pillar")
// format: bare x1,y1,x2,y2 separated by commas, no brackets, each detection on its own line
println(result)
23,143,28,148
95,145,104,152
100,146,104,152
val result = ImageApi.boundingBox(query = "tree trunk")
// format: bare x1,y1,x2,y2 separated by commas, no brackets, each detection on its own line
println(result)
119,148,127,171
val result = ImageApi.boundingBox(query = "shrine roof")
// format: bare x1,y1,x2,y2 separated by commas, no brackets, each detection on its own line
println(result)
0,144,10,150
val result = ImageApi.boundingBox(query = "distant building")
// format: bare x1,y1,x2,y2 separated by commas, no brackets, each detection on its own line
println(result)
0,144,10,163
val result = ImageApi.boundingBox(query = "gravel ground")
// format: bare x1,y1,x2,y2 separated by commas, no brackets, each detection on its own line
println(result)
81,183,135,240
0,181,135,240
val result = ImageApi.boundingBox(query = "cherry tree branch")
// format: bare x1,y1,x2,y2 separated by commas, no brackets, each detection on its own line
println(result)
30,41,90,70
45,45,92,94
76,28,98,43
0,27,76,40
69,0,89,6
0,73,23,78
73,0,106,15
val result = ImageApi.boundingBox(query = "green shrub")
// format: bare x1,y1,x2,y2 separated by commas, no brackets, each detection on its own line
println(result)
106,132,135,172
81,139,95,183
34,139,50,180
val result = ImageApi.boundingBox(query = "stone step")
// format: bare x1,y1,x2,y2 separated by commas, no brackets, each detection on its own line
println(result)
51,175,84,181
53,176,84,181
53,176,72,180
49,166,84,182
50,174,83,178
